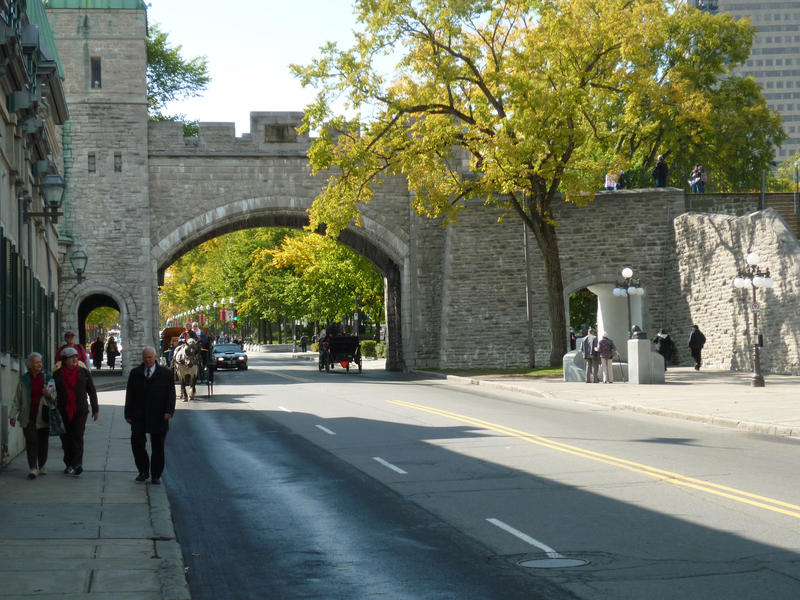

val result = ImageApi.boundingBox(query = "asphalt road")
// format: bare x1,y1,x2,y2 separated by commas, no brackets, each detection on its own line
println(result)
165,353,800,599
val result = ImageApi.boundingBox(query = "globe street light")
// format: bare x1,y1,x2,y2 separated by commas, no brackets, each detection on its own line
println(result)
733,252,774,387
612,267,645,337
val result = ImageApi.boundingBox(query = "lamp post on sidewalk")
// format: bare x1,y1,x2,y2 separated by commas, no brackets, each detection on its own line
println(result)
612,267,645,338
733,252,774,387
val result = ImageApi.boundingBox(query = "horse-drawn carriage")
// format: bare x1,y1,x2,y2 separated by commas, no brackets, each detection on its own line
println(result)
160,326,213,399
318,335,362,373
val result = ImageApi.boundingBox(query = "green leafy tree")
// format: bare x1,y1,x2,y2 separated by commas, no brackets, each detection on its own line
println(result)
292,0,781,365
146,23,210,130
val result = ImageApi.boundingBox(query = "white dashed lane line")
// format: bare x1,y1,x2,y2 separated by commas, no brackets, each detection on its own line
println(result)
373,457,408,474
315,424,336,435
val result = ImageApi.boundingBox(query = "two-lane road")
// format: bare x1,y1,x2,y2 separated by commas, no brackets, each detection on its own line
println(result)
166,353,800,599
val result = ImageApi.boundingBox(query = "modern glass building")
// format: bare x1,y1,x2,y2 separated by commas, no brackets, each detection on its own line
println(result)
692,1,800,161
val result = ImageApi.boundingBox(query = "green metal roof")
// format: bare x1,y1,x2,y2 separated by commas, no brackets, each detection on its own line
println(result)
27,0,65,78
43,0,147,9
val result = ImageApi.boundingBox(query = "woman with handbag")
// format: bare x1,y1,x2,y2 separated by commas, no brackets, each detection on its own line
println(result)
53,347,99,476
10,352,56,479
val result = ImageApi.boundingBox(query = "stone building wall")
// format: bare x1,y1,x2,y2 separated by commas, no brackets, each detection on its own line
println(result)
674,209,800,374
48,5,152,371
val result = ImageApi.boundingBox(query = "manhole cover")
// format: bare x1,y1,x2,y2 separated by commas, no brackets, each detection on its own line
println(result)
518,557,589,569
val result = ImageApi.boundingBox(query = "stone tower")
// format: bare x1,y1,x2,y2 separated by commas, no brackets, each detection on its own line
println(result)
46,0,152,372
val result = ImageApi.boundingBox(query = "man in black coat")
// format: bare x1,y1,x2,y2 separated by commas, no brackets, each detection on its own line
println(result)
688,325,706,371
125,346,175,484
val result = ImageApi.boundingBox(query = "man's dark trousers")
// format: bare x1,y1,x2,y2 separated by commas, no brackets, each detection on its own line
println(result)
131,424,166,479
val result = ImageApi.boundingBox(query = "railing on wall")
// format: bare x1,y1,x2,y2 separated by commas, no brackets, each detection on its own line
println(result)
685,193,800,239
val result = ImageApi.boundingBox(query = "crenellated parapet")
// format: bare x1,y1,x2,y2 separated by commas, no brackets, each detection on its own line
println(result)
148,112,313,156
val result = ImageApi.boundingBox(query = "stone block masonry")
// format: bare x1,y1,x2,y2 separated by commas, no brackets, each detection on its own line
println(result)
674,209,800,374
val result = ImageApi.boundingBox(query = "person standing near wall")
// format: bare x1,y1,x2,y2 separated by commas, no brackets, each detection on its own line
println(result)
10,353,56,479
581,328,600,383
652,328,674,371
597,333,618,383
651,155,669,187
688,325,706,370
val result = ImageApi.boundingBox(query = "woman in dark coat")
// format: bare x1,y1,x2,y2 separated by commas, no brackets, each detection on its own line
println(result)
651,328,674,371
106,337,119,369
53,347,99,476
90,337,104,370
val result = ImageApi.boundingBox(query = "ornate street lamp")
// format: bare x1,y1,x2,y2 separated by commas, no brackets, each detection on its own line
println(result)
612,267,645,337
733,252,774,387
69,250,88,283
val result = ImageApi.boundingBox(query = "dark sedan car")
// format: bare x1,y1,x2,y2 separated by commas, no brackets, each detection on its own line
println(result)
212,344,248,370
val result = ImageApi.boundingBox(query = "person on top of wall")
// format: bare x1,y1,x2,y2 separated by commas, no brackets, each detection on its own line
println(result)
651,155,669,188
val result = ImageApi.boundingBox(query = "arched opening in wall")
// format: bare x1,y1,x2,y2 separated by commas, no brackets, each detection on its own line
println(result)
158,226,399,369
569,288,598,338
78,294,122,371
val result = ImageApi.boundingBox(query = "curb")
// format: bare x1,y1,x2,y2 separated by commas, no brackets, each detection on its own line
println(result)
421,372,800,440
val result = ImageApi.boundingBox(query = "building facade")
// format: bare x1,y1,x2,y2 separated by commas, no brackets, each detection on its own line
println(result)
692,0,800,161
0,0,69,464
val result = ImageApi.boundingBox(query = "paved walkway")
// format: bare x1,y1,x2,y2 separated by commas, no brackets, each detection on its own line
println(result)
1,356,797,599
0,381,189,600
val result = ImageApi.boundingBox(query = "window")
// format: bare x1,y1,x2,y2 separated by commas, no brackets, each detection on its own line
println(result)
88,152,96,173
114,152,122,172
91,57,101,89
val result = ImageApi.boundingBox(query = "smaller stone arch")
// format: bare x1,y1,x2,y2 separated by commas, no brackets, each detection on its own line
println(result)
60,279,137,373
564,270,647,361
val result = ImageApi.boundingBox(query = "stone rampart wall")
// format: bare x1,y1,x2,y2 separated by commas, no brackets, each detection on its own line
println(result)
674,209,800,374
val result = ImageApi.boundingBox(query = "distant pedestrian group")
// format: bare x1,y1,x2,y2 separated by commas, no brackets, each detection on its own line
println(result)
581,329,618,383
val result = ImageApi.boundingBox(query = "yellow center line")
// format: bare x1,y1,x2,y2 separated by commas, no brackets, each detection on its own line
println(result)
390,399,800,520
269,372,312,383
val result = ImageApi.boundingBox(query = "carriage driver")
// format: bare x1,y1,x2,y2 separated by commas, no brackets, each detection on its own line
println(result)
191,322,209,372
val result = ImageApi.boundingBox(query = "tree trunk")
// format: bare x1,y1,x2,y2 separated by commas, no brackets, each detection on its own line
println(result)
525,199,568,367
539,223,568,366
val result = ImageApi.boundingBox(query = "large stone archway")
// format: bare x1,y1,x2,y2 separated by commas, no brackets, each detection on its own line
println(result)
151,200,409,371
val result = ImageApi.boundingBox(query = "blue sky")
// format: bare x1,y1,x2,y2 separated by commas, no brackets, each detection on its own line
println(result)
147,1,359,135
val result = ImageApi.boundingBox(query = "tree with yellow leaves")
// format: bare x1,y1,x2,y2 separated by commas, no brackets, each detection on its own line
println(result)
293,0,782,365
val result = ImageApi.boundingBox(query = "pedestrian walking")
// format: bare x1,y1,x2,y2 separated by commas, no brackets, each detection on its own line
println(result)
569,327,577,351
597,333,618,383
300,334,308,352
581,328,600,383
651,154,669,187
652,328,674,371
53,347,99,476
124,346,176,485
10,352,57,479
55,331,89,369
688,324,706,370
106,337,119,369
90,337,104,370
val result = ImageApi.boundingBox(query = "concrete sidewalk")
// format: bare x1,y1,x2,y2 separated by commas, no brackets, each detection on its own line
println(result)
431,366,800,439
0,390,189,600
289,350,800,438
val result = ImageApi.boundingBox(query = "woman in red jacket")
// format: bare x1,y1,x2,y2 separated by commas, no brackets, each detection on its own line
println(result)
53,347,99,476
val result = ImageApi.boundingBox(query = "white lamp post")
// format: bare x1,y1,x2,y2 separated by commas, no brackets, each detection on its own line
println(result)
733,252,774,387
612,267,645,338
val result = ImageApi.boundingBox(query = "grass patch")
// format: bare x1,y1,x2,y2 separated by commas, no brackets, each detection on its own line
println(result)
422,366,563,378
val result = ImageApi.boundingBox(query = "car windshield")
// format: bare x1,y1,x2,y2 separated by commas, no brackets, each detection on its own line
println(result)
213,344,242,353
